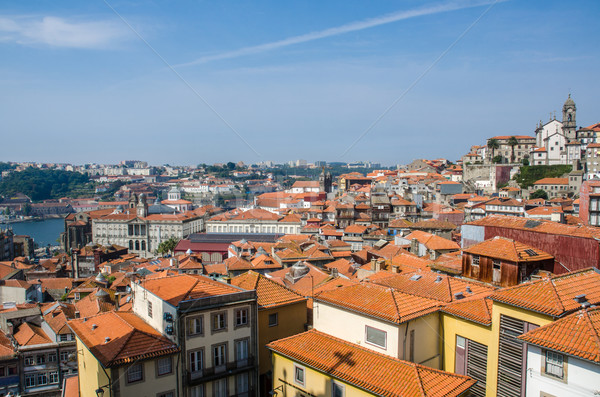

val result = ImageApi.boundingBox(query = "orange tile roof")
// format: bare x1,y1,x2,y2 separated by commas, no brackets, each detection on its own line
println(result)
371,272,494,303
13,322,53,346
142,274,242,306
405,230,460,251
489,268,600,317
442,294,494,325
518,307,600,363
0,333,15,359
68,311,179,367
463,236,554,262
267,330,475,397
533,177,569,185
231,271,306,309
315,282,441,323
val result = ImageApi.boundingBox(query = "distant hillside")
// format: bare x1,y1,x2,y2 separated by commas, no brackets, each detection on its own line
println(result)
0,167,93,202
513,165,572,189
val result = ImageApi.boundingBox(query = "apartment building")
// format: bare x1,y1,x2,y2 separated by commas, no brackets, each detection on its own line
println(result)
131,274,259,397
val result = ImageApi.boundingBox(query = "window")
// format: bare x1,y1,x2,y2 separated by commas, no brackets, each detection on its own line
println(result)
235,308,248,327
332,381,345,397
213,344,227,367
49,371,59,384
294,365,305,386
235,339,249,361
25,374,35,388
189,385,204,397
48,353,57,362
157,357,172,376
493,260,501,269
157,392,174,397
24,356,35,366
37,354,46,364
148,301,153,318
213,378,227,397
7,366,16,376
212,312,227,332
127,363,144,383
544,350,565,379
268,313,278,327
365,325,387,349
187,316,203,336
60,351,70,362
472,255,480,267
236,373,249,393
60,333,70,341
38,373,48,385
189,350,203,373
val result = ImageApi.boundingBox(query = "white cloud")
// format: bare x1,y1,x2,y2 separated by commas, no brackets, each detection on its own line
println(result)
176,0,498,67
0,15,131,49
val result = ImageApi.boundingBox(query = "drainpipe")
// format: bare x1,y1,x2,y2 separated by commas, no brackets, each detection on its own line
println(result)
402,321,411,361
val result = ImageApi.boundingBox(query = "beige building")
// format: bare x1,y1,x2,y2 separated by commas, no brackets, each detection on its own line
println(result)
92,194,212,258
131,274,259,397
68,311,180,397
206,208,302,235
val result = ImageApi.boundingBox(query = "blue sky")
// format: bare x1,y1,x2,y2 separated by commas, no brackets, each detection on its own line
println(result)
1,0,599,166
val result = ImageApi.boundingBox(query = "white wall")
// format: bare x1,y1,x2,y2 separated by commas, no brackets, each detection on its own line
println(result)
525,345,600,397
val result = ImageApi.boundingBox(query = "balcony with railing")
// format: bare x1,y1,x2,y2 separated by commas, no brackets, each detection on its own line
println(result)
186,356,256,386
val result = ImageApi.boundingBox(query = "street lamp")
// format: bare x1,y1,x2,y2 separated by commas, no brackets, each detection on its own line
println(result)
95,385,110,397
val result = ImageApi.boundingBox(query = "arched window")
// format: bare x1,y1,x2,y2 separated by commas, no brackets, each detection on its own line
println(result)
568,113,572,121
129,240,133,250
135,240,140,251
141,241,146,251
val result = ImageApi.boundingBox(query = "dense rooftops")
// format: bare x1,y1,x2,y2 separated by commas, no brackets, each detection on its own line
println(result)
267,330,475,397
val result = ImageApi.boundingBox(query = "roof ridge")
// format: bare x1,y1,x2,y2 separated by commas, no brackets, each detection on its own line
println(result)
583,310,600,361
413,362,427,396
548,278,566,313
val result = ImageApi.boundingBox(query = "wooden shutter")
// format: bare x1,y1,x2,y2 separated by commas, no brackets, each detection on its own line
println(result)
466,339,488,397
497,315,526,397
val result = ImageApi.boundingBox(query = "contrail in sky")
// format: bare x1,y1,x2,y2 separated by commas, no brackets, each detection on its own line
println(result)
175,0,498,68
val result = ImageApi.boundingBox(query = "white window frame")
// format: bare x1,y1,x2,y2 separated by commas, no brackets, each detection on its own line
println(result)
189,349,203,373
127,363,144,384
157,356,173,376
544,350,565,379
294,364,305,386
235,308,248,327
365,325,387,349
332,380,345,397
213,344,227,367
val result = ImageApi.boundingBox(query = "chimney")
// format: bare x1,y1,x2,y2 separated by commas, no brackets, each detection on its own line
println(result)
466,286,472,294
331,268,339,278
115,293,120,311
391,265,400,274
91,324,98,330
370,258,378,271
410,238,419,255
454,292,465,300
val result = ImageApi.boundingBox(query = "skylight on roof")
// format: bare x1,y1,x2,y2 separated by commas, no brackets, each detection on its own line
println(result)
524,249,538,256
409,274,422,281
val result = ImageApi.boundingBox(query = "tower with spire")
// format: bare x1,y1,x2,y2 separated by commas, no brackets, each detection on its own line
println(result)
562,94,577,140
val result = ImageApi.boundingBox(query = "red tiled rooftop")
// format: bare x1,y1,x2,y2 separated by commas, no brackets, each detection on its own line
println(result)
463,236,554,262
489,268,600,317
267,330,475,397
518,307,600,362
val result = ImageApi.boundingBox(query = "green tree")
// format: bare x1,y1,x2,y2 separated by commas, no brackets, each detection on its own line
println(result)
22,203,32,216
508,136,519,163
530,189,548,200
157,237,179,256
487,138,499,161
492,155,503,164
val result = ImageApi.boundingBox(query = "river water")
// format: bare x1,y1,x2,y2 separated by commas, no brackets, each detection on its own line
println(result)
0,218,65,247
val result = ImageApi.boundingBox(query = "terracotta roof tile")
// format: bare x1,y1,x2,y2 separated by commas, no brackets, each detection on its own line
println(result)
316,282,441,323
231,271,305,309
490,268,600,317
142,274,242,306
463,236,554,262
267,330,475,397
518,307,600,362
68,312,179,367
